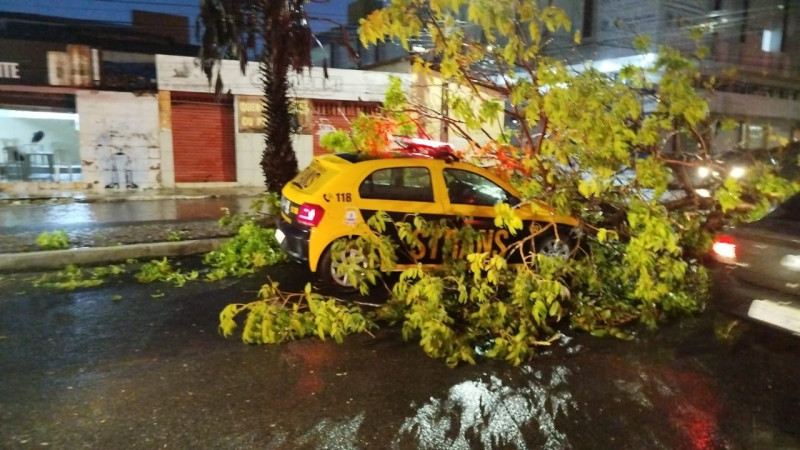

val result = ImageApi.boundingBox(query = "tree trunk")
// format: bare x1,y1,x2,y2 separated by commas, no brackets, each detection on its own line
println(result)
260,1,299,193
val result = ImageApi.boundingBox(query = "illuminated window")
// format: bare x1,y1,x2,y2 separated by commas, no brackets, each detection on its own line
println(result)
762,29,782,53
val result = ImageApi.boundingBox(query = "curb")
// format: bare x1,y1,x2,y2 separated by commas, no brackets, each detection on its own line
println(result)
0,238,227,272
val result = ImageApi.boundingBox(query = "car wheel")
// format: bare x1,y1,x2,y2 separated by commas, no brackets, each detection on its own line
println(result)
319,242,369,292
533,227,573,260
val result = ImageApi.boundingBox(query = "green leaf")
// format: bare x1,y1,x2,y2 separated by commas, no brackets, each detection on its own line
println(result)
633,34,651,52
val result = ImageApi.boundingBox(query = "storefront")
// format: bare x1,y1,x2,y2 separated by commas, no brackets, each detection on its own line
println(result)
156,55,412,187
1,38,161,192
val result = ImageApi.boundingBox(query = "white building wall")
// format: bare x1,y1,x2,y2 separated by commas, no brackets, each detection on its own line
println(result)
234,131,263,186
294,134,313,169
76,91,161,192
156,55,411,101
233,133,315,186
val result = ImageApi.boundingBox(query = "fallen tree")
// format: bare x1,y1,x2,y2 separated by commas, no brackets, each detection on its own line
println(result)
220,0,798,367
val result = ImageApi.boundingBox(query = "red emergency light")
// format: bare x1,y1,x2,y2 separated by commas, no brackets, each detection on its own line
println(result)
396,136,458,161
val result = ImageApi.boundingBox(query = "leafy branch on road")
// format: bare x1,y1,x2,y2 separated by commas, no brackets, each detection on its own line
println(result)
27,201,288,291
34,264,126,290
135,258,199,287
204,215,287,280
219,280,374,344
36,231,70,250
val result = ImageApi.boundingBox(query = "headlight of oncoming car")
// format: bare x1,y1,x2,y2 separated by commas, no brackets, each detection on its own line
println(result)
729,166,746,179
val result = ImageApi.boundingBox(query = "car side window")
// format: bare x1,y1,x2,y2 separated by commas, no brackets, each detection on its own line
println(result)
359,167,434,202
443,168,515,206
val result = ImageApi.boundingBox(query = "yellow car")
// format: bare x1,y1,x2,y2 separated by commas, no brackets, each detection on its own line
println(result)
275,143,579,289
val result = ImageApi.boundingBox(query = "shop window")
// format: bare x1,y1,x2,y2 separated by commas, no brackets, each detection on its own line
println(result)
0,109,81,183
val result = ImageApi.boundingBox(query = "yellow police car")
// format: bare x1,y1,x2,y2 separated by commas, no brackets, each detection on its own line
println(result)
275,139,579,289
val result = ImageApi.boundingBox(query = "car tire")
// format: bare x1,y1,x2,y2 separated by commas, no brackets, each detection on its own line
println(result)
532,226,575,260
318,241,369,293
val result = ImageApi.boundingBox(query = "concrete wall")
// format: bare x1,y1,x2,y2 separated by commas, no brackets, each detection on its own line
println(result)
157,90,175,187
76,91,161,191
234,131,263,186
232,132,315,186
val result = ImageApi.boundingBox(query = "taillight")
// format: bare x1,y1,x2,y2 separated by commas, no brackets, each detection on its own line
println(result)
711,234,736,262
297,203,325,227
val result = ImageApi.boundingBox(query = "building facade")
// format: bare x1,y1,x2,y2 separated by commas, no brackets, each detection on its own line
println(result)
0,38,167,193
551,0,800,153
0,9,505,196
0,12,193,194
154,55,410,188
0,12,414,195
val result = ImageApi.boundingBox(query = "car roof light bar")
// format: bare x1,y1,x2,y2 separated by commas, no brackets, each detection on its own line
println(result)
396,136,458,162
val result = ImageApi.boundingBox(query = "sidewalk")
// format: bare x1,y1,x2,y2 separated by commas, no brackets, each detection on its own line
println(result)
0,186,269,272
0,185,267,203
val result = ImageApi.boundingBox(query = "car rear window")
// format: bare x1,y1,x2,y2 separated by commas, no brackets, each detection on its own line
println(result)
291,162,325,191
359,167,434,202
766,193,800,222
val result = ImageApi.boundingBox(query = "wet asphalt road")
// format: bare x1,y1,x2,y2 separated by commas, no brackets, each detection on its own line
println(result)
1,260,799,449
0,198,256,231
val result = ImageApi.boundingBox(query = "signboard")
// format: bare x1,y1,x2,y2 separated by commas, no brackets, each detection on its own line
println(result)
237,96,265,133
0,39,156,90
237,96,313,134
0,62,21,80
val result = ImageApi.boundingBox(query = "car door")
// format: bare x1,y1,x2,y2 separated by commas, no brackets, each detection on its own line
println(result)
355,161,447,265
440,166,522,260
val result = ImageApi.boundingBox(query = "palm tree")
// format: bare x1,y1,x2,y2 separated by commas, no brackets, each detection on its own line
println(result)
198,0,316,192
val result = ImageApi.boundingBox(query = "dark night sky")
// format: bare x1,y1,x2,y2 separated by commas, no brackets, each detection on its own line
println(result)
0,0,353,40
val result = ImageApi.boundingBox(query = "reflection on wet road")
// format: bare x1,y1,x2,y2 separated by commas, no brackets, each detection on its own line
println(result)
397,368,572,449
0,198,255,230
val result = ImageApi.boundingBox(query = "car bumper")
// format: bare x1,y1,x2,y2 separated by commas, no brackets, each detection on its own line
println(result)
711,263,800,337
276,220,310,263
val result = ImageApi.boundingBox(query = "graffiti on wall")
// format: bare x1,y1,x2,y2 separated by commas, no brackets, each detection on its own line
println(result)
84,121,159,190
77,91,161,191
89,124,157,189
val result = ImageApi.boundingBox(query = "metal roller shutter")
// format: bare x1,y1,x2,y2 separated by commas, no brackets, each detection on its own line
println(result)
171,93,236,182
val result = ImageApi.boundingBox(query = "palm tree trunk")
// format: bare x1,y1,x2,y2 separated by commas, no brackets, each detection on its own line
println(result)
260,0,299,193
